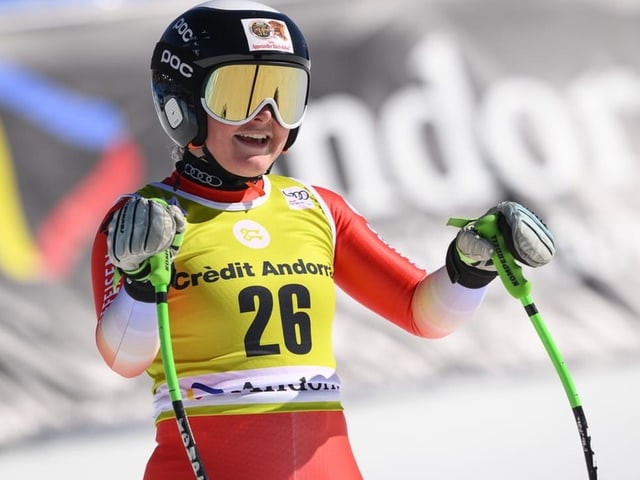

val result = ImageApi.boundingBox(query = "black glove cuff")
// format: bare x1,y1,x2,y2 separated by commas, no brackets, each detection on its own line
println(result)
121,262,156,303
445,240,498,289
122,276,156,303
120,264,176,303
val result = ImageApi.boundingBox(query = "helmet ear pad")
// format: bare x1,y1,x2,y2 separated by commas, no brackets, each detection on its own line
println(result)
151,71,206,148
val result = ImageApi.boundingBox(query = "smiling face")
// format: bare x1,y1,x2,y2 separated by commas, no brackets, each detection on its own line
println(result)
204,106,290,178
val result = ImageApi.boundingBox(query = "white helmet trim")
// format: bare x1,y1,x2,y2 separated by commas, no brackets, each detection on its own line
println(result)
196,0,279,12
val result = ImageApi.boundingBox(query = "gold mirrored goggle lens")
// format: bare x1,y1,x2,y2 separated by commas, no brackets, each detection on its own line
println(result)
202,64,309,128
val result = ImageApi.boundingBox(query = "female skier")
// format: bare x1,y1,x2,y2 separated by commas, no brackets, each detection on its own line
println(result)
90,1,555,478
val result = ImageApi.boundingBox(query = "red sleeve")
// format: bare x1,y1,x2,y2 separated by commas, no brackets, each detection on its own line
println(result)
90,198,128,321
314,186,427,335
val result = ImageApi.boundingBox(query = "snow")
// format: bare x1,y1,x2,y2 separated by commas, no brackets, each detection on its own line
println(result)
1,361,636,479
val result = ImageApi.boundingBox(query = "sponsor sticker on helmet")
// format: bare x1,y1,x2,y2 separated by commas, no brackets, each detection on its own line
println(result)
241,18,294,53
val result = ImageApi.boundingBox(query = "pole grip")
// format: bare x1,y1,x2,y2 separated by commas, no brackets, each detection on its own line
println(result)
472,214,531,299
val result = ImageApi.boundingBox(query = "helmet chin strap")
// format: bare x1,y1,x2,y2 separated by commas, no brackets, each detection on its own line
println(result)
179,145,266,191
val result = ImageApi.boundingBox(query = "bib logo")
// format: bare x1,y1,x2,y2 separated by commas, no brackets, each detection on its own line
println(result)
281,187,313,210
233,219,270,249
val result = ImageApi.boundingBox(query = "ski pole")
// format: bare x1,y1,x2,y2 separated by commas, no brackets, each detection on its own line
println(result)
149,232,210,480
449,213,598,480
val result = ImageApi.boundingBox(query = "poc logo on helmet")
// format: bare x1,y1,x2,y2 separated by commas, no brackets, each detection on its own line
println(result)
172,18,194,42
160,49,193,78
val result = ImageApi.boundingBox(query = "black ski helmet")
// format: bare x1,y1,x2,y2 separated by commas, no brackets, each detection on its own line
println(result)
150,0,311,149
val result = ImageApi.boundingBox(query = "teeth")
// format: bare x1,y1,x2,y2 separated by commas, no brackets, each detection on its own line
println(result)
239,133,268,140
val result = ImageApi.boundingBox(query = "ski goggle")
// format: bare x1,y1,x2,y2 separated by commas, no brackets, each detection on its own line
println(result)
201,63,309,129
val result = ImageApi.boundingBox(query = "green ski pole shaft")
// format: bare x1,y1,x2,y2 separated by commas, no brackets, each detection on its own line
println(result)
470,214,598,480
149,243,210,480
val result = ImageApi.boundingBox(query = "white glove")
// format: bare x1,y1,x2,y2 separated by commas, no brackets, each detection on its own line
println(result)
447,201,555,288
107,197,186,278
455,226,496,272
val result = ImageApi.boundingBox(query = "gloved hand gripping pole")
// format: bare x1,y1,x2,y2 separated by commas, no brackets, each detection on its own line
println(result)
449,214,597,480
149,230,210,480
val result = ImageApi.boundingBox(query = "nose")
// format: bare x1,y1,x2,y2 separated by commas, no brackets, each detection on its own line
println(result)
252,105,275,122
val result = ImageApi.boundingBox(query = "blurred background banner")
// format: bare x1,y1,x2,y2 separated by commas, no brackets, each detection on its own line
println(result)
0,0,639,451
